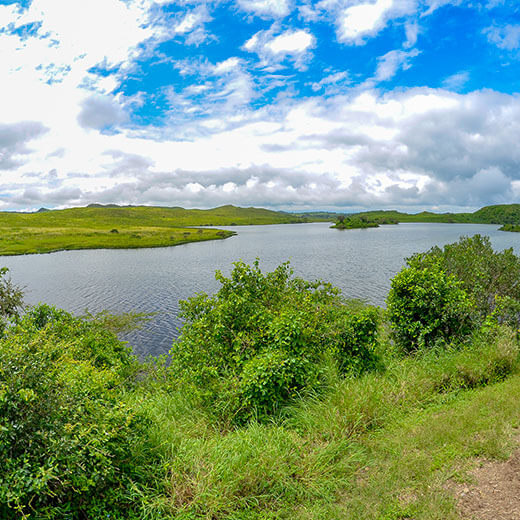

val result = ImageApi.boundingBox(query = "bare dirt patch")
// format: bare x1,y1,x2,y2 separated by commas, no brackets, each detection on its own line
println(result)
451,437,520,520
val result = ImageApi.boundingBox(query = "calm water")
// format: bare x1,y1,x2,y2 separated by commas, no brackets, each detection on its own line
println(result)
2,222,519,357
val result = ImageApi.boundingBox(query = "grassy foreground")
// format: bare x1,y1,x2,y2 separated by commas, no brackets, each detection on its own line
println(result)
3,237,520,518
129,330,520,519
2,303,519,519
0,205,308,255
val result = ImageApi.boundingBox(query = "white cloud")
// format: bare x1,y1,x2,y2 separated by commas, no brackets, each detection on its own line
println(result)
442,71,470,91
371,48,420,83
311,71,350,93
1,0,519,213
171,5,213,44
404,21,419,47
243,27,315,69
77,95,128,131
3,86,520,212
236,0,292,18
422,0,461,16
265,30,315,54
484,24,520,51
337,0,416,45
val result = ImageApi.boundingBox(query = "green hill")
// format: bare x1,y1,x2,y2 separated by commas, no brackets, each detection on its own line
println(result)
0,205,307,256
472,204,520,224
347,204,520,225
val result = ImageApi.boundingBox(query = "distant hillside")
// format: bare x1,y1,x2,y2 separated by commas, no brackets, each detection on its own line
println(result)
0,205,310,255
472,204,520,224
7,204,309,227
346,204,520,225
292,211,340,221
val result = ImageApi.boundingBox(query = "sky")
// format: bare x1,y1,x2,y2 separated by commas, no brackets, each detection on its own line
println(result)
0,0,519,212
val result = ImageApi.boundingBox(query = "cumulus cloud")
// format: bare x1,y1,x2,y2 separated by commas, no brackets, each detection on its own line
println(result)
337,0,416,45
77,95,127,131
243,27,315,69
4,87,520,212
1,0,519,213
236,0,292,18
0,121,48,170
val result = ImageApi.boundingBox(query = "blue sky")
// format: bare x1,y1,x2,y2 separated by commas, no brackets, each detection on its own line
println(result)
1,0,519,212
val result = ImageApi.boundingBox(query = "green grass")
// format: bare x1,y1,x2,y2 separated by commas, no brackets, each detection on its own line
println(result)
126,326,520,519
0,205,309,255
4,302,520,518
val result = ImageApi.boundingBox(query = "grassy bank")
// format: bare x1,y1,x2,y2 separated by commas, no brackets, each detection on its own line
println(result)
3,236,520,518
344,203,520,226
3,306,518,519
0,204,308,255
131,330,520,519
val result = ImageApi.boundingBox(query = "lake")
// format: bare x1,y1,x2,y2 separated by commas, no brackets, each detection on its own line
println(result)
2,222,519,357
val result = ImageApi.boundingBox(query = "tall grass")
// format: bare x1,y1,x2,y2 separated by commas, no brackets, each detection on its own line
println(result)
126,325,520,519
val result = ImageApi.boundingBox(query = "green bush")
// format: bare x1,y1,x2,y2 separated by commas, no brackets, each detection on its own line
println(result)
170,260,379,423
386,262,473,352
407,235,520,327
0,304,153,519
0,267,23,334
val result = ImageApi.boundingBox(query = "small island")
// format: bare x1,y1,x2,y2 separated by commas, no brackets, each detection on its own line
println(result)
499,224,520,233
330,215,398,229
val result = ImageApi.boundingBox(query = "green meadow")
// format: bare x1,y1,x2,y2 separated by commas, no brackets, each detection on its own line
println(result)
0,204,306,255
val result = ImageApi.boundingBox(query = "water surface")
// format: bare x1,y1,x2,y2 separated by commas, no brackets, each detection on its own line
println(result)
2,222,519,357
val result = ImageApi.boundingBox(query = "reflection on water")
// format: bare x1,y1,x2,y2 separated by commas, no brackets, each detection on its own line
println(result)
2,222,519,357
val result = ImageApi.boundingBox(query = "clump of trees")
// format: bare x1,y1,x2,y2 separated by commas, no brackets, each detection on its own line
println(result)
169,260,380,424
387,235,520,352
331,215,379,229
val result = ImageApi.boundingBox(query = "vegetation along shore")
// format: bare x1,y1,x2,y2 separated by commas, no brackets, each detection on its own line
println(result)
2,202,520,255
2,234,520,518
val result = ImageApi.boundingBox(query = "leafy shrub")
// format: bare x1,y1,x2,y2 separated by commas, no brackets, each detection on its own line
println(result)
170,260,379,423
0,267,23,334
387,235,520,352
407,235,520,326
0,304,153,519
386,261,473,352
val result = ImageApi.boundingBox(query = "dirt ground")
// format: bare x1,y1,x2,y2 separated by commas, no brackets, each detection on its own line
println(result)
451,438,520,520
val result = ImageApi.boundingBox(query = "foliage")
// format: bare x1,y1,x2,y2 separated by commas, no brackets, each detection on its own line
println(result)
151,326,520,519
340,203,520,225
0,267,23,334
0,304,156,519
169,260,379,423
331,216,379,229
386,261,474,352
500,223,520,232
80,308,156,334
407,235,520,327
